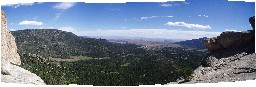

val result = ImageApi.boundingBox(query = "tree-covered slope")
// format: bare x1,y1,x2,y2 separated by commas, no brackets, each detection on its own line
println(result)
12,29,143,58
13,29,207,85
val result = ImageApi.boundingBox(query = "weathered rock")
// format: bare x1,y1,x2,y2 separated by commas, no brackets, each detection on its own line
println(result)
1,10,21,75
188,16,256,83
203,37,223,51
191,53,256,83
204,31,254,52
249,16,255,31
1,10,45,85
1,64,45,85
204,16,255,52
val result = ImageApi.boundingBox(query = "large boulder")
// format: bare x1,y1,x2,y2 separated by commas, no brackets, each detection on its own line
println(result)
1,10,45,85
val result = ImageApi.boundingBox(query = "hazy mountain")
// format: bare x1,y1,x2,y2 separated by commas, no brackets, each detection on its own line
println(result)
175,37,207,49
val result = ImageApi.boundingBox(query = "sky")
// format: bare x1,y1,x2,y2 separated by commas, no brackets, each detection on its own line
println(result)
1,0,255,40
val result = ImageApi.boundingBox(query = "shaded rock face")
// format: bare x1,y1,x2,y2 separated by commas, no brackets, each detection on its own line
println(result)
189,16,256,83
1,10,45,85
204,31,255,52
249,16,255,31
204,16,255,52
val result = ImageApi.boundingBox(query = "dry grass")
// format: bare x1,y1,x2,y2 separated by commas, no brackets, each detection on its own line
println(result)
49,55,110,62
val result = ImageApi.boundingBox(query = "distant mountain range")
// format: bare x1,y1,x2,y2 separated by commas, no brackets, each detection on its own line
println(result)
175,37,207,49
85,36,184,43
83,36,207,49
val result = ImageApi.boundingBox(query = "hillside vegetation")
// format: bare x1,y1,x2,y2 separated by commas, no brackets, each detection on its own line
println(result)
12,29,207,85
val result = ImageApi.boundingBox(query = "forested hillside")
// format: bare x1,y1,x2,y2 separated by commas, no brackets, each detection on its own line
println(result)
12,29,207,85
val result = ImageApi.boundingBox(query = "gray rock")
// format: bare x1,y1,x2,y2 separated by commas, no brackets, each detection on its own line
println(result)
191,53,256,83
187,16,256,83
1,64,45,85
204,31,254,52
1,10,21,75
1,10,45,85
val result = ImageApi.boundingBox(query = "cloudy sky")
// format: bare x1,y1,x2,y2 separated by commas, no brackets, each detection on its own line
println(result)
1,0,255,40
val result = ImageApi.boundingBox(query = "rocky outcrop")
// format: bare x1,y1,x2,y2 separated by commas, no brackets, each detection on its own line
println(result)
190,53,256,83
1,10,21,75
1,10,45,85
249,16,255,31
204,16,255,52
204,30,254,52
188,16,256,83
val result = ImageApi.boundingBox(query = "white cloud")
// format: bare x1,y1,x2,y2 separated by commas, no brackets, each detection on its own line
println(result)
182,2,190,4
3,2,43,8
74,29,220,40
160,3,178,7
53,2,76,10
166,16,174,18
48,27,55,29
37,2,44,4
165,22,211,29
141,17,149,20
14,3,33,8
140,16,173,20
225,29,237,32
160,1,189,7
38,27,44,29
59,27,76,32
141,16,157,20
9,29,16,31
19,20,43,26
198,14,209,18
54,13,64,20
4,3,34,8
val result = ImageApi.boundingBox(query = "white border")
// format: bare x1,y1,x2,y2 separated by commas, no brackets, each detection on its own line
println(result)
0,0,256,87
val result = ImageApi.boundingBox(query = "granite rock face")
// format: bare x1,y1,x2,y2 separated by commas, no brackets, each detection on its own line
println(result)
1,10,21,74
190,53,256,83
188,16,256,83
204,16,255,52
1,10,45,85
204,31,254,52
1,64,46,85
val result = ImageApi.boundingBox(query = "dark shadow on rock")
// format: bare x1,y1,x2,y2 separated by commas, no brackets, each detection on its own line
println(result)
233,68,256,74
249,16,255,31
178,80,190,84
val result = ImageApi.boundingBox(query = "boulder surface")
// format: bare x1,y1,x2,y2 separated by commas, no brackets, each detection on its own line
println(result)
1,10,45,85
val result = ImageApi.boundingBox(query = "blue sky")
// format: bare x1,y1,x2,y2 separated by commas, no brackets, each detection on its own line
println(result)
1,0,255,40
